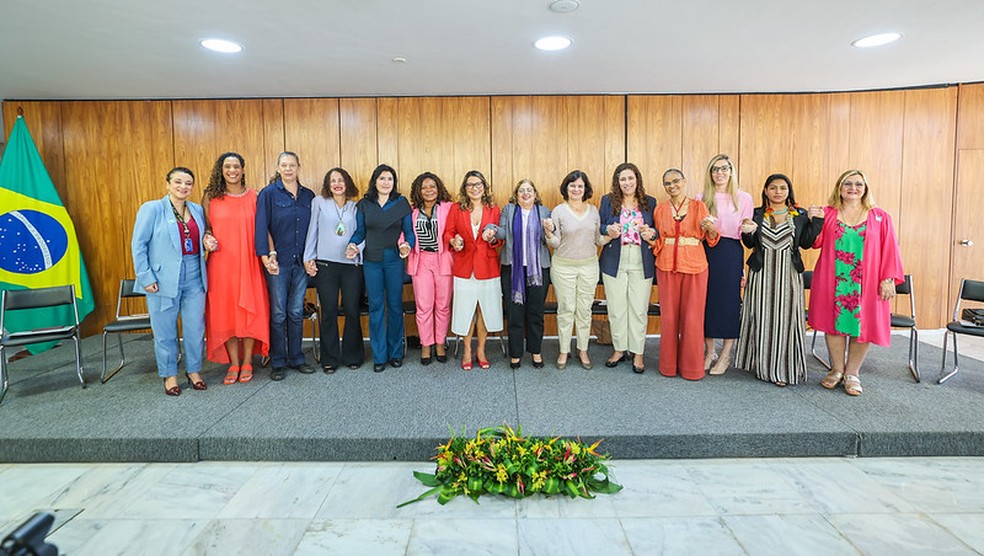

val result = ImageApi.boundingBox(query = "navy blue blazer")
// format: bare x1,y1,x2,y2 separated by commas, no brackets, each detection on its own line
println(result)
598,194,657,279
132,196,208,298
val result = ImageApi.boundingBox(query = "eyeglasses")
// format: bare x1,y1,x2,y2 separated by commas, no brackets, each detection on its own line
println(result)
841,181,865,189
465,182,485,189
710,165,731,174
663,177,684,187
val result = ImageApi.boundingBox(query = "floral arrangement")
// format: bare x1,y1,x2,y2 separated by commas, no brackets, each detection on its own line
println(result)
399,424,622,507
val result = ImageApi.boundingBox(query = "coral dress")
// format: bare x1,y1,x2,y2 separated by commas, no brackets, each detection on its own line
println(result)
205,189,270,362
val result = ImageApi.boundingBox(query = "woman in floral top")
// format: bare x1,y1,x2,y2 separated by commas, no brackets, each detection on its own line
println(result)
808,170,903,396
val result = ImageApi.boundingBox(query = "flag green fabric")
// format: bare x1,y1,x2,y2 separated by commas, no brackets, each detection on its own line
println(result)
0,116,94,353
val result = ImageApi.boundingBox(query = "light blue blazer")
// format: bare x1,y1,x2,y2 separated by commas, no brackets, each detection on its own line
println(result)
131,196,208,298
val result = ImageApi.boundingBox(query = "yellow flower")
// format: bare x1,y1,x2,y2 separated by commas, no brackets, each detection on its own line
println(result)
496,464,508,483
570,442,582,456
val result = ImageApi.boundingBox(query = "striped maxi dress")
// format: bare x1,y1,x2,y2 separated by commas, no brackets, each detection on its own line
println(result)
735,217,807,384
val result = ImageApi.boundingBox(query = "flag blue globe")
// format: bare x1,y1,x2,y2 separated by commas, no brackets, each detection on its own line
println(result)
0,209,69,274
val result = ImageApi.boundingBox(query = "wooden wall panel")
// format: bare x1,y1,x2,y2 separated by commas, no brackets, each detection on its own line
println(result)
627,96,682,197
3,102,68,206
57,101,173,334
339,98,378,191
957,83,984,149
898,87,956,327
492,96,624,209
283,98,341,191
844,90,905,219
739,95,793,197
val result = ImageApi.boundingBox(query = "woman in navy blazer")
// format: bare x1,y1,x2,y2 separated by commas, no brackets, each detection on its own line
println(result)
132,167,214,396
598,162,658,373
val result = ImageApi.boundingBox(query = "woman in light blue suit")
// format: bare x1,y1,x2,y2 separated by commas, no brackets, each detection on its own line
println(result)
132,167,215,396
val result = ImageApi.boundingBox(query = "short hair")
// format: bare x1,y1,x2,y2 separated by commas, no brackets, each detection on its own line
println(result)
204,152,245,200
760,173,797,208
609,162,648,214
828,169,874,210
166,166,194,182
508,178,542,205
364,164,399,202
457,170,495,209
268,151,301,186
702,154,739,217
409,172,452,208
560,170,593,201
320,167,359,200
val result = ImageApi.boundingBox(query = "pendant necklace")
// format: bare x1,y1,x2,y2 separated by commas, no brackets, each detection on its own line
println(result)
171,201,193,252
671,197,688,221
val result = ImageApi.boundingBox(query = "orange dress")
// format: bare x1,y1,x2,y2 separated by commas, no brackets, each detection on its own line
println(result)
205,189,270,362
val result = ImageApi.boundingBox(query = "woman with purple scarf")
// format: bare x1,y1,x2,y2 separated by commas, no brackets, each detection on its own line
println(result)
496,179,553,369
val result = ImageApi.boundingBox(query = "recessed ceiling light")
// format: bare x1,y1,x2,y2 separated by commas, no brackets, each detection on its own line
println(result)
549,0,580,13
534,36,572,51
851,32,901,48
392,56,407,63
200,38,243,53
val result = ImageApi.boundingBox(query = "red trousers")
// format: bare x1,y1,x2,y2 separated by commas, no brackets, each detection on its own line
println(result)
657,268,708,380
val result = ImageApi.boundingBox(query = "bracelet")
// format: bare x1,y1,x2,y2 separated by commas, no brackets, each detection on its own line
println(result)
268,250,277,257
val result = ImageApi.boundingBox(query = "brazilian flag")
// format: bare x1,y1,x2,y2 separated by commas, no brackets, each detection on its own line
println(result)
0,115,94,353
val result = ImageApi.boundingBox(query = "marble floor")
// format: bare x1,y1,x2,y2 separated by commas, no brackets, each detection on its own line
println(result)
3,331,983,555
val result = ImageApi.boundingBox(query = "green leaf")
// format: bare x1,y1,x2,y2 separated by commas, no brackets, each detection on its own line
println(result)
565,480,580,498
437,487,459,505
412,471,441,487
397,486,442,508
544,477,561,495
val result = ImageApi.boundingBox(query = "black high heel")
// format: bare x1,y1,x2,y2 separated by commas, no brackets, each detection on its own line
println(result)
185,372,207,391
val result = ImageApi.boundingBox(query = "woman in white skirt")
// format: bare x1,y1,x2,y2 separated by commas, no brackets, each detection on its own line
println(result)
444,170,503,370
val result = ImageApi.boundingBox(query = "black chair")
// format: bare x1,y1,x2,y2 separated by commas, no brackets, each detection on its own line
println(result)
891,274,919,382
939,278,984,384
802,270,831,369
101,279,152,383
0,285,85,404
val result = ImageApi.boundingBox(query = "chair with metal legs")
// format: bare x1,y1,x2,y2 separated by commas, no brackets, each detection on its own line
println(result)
891,274,919,382
101,279,152,383
802,270,831,369
940,278,984,384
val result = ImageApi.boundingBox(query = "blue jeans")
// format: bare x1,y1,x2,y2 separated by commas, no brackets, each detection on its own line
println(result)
146,255,206,378
364,250,406,364
266,262,309,368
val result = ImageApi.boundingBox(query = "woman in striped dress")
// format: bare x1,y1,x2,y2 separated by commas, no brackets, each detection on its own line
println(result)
735,174,824,386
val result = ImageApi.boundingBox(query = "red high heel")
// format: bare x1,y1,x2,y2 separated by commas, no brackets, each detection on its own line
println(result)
461,359,474,371
164,379,181,397
478,359,491,370
185,373,207,391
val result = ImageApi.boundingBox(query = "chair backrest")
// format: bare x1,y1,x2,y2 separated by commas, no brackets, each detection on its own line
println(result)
952,278,984,321
0,285,79,332
892,274,916,319
116,279,148,320
802,270,813,290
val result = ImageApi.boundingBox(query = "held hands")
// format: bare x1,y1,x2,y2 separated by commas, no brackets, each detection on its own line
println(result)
263,253,280,275
202,232,219,252
700,215,717,234
740,218,758,235
542,218,555,235
481,226,496,243
879,279,896,301
451,234,464,251
606,223,622,239
304,260,318,277
639,224,656,242
808,205,824,219
345,243,359,260
398,242,411,259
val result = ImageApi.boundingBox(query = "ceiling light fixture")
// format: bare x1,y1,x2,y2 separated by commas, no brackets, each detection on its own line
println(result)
549,0,580,13
534,36,572,51
851,32,901,48
200,38,243,53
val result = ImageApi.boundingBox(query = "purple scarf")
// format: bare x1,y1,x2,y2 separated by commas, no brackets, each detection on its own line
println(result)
511,204,543,304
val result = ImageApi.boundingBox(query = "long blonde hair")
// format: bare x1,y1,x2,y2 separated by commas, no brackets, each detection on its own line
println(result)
702,154,739,217
828,169,874,210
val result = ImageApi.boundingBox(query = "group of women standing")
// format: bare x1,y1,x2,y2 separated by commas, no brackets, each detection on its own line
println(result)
132,151,903,398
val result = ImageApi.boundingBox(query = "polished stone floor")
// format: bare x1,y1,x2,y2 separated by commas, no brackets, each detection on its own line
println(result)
3,331,983,555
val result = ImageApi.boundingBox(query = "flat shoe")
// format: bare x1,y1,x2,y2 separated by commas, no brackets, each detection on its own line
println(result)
844,375,863,396
239,364,254,383
580,359,593,370
821,369,844,389
532,356,544,369
224,365,240,385
270,367,287,381
373,363,386,373
322,365,336,374
556,357,568,370
605,354,627,368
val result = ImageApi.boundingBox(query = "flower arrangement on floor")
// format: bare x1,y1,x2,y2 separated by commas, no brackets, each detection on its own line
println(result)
399,424,622,507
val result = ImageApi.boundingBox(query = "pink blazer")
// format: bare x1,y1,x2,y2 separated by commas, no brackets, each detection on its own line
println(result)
808,206,904,347
406,201,453,277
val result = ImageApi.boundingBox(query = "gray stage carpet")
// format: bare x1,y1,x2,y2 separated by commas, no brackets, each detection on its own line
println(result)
2,333,983,463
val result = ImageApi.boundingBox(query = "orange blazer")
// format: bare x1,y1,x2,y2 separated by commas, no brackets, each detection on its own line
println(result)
444,203,502,279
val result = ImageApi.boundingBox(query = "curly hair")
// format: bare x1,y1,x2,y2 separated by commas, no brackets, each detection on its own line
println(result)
203,152,245,200
409,171,452,209
457,170,495,209
321,167,359,200
609,162,648,214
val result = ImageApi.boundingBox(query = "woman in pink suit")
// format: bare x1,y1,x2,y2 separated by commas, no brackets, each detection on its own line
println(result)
808,169,903,396
407,172,454,365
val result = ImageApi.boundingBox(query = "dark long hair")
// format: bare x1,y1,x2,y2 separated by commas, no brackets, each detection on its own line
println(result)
363,164,399,202
203,152,245,200
760,173,797,208
409,171,452,209
610,162,648,214
321,167,359,200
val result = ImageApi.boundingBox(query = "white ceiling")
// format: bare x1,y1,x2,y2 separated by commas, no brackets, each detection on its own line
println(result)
1,0,983,101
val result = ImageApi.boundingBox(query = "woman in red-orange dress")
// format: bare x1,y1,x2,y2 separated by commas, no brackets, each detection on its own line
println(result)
202,152,270,384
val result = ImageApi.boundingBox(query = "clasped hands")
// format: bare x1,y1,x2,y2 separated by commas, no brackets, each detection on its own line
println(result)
202,231,219,252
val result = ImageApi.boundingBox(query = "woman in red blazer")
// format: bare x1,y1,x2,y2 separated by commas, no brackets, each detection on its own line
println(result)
444,170,503,370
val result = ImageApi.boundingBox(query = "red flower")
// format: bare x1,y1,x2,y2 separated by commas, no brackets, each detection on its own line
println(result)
837,292,862,312
850,266,864,284
835,250,855,265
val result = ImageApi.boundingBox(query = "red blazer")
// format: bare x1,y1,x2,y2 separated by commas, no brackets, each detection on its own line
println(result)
444,203,502,279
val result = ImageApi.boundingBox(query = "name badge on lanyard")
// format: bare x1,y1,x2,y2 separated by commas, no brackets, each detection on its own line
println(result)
184,237,193,253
